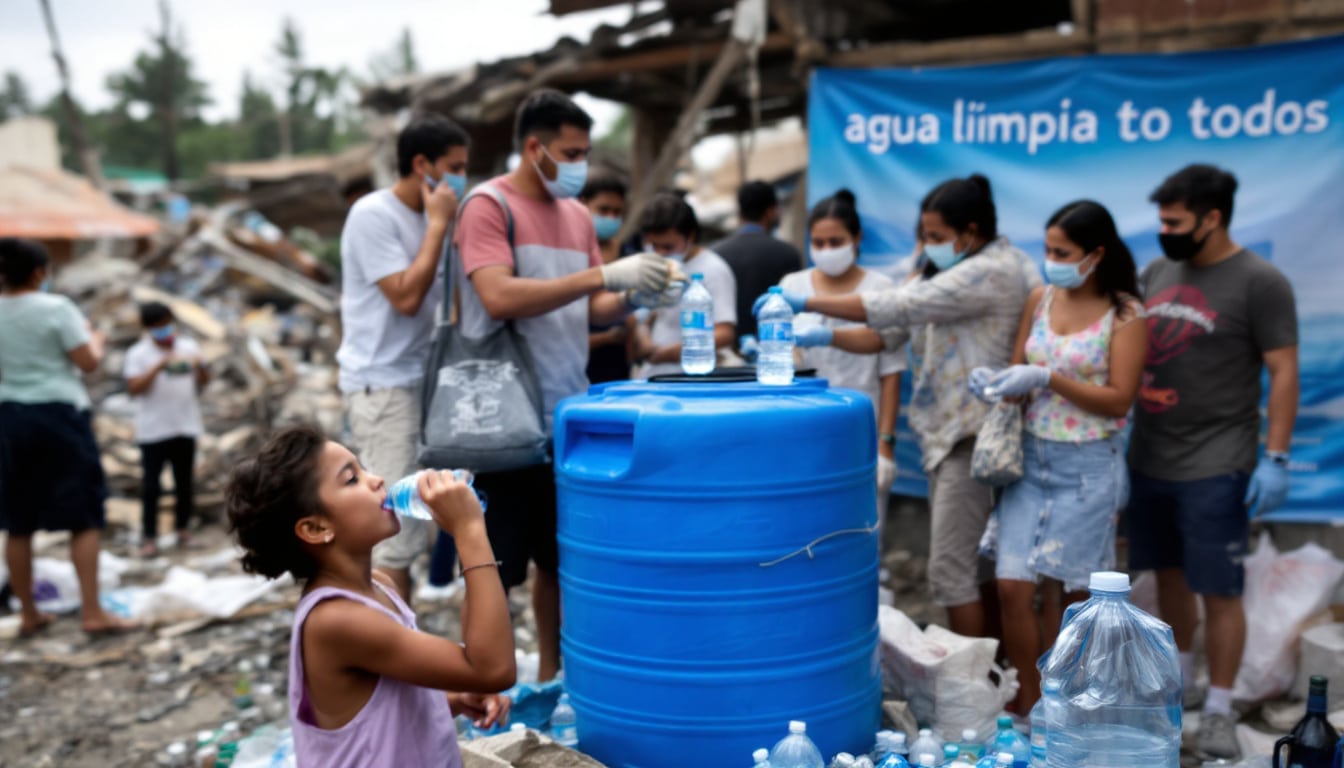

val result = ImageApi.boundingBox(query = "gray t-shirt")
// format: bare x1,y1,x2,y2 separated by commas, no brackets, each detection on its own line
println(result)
1129,249,1297,481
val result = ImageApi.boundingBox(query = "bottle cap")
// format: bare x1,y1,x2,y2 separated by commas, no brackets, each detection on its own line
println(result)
691,273,704,281
962,728,976,740
769,286,783,293
944,745,959,756
1043,679,1062,693
510,723,526,732
918,728,932,736
558,693,570,703
918,755,936,767
891,731,906,745
753,748,769,762
997,753,1014,766
998,715,1013,727
833,753,856,767
1089,571,1130,593
789,720,807,734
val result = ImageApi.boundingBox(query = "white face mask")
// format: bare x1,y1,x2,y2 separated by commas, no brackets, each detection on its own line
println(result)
812,244,856,276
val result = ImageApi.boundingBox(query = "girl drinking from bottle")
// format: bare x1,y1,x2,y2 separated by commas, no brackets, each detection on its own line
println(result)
227,425,515,767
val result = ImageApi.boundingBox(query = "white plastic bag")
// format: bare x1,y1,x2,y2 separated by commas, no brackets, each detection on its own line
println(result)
1234,532,1344,704
879,606,1018,739
100,566,292,623
7,553,122,614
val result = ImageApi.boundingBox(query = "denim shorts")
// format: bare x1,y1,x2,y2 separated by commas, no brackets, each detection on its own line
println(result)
1125,469,1250,597
981,431,1128,592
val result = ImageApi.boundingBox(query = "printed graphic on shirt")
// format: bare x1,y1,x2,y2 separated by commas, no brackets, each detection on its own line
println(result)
1140,284,1219,413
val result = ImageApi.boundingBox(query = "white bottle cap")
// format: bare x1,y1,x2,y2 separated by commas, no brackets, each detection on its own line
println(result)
789,720,807,734
918,755,936,767
753,748,769,762
891,731,906,745
1089,571,1131,593
834,753,856,767
997,753,1014,766
962,728,976,740
918,728,932,736
510,723,526,732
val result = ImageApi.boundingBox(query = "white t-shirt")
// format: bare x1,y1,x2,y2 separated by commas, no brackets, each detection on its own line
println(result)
335,189,443,393
641,249,738,378
782,268,906,422
123,335,204,443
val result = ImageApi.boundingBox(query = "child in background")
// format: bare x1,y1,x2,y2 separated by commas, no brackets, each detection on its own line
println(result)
227,425,515,767
124,302,208,556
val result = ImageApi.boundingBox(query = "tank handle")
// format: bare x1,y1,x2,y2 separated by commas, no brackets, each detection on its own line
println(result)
758,523,880,568
558,414,638,480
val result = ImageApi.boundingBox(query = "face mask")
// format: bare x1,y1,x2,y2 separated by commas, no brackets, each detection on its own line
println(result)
812,244,856,277
924,240,966,271
534,146,587,199
150,324,175,343
593,214,622,242
1158,218,1208,262
666,252,686,263
1044,256,1096,289
425,170,467,200
39,278,50,293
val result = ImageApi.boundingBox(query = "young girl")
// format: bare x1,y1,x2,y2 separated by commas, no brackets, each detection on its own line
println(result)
227,425,516,766
972,200,1147,712
788,189,904,531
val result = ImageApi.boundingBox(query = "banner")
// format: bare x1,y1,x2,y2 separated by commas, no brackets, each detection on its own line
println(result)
808,35,1344,521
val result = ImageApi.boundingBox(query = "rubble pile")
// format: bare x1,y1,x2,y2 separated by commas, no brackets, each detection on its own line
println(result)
55,208,344,530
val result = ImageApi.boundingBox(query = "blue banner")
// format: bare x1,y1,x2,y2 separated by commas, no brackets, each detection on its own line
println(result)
808,35,1344,521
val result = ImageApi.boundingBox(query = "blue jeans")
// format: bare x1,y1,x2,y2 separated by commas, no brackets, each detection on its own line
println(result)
1125,469,1250,597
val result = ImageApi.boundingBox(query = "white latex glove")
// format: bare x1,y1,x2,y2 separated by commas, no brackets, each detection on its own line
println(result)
877,455,897,492
601,252,674,294
968,366,998,402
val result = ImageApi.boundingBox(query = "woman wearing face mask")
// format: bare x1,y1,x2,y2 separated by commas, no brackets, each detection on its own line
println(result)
969,200,1146,713
783,190,904,530
0,238,136,638
766,174,1041,638
632,192,737,378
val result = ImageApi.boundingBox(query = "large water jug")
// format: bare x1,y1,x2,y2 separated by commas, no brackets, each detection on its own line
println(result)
555,377,880,766
1039,572,1181,768
680,273,715,374
757,287,795,385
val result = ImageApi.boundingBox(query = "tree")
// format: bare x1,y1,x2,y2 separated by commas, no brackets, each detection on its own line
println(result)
238,71,281,159
273,18,350,156
0,72,33,119
369,28,418,81
104,0,211,179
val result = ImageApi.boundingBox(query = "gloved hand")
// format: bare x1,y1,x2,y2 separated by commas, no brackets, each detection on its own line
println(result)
602,252,674,294
1244,456,1290,518
738,335,759,362
986,365,1052,398
967,366,998,402
751,290,808,316
877,454,897,491
794,326,834,348
625,281,684,310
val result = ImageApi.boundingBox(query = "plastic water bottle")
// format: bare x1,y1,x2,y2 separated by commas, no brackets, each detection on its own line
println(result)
1029,682,1057,768
976,753,1014,768
753,747,773,767
987,716,1030,768
1040,571,1181,768
680,273,715,375
550,692,578,747
769,720,825,768
957,729,983,762
382,469,480,519
757,286,795,385
875,732,911,768
910,730,942,765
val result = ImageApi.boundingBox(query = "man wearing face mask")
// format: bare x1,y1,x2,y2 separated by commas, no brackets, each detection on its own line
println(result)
125,302,208,557
1127,164,1299,760
336,113,468,601
454,90,675,682
579,171,637,384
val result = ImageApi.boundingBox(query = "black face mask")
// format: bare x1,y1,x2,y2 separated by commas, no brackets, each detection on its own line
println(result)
1158,216,1209,262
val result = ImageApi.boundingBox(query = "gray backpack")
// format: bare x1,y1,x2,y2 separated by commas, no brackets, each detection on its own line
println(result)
416,185,549,472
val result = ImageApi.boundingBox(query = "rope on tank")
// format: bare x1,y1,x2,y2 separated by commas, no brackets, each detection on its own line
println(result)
758,524,880,568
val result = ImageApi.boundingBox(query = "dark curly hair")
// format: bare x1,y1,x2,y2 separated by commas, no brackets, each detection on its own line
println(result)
227,424,328,580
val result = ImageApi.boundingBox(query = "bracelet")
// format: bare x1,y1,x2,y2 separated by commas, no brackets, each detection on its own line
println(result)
1266,450,1290,466
879,432,896,446
460,560,502,576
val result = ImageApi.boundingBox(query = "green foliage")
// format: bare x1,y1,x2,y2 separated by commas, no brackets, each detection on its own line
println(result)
1,71,34,119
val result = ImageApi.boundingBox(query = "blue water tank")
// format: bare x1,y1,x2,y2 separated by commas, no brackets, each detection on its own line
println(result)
554,378,881,768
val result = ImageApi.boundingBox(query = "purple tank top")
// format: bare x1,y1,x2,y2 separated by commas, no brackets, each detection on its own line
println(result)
288,582,463,768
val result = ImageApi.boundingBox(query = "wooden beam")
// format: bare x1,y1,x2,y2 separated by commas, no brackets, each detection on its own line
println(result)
552,32,791,84
619,36,750,243
197,228,340,314
827,26,1093,68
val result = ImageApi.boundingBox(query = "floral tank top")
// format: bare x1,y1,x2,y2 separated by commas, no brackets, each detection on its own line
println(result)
1024,287,1143,442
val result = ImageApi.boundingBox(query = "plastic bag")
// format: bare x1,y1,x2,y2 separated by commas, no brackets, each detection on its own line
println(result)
100,566,292,623
7,553,123,614
879,606,1018,739
1234,532,1344,704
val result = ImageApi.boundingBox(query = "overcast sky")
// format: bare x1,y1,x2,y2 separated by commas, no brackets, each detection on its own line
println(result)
0,0,630,126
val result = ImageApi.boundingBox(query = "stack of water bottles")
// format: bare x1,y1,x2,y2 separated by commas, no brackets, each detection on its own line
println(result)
1034,571,1182,768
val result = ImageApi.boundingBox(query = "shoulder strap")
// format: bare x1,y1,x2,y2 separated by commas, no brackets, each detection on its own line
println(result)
443,184,516,323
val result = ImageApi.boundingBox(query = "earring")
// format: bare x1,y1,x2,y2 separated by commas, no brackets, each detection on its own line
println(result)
324,534,333,543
